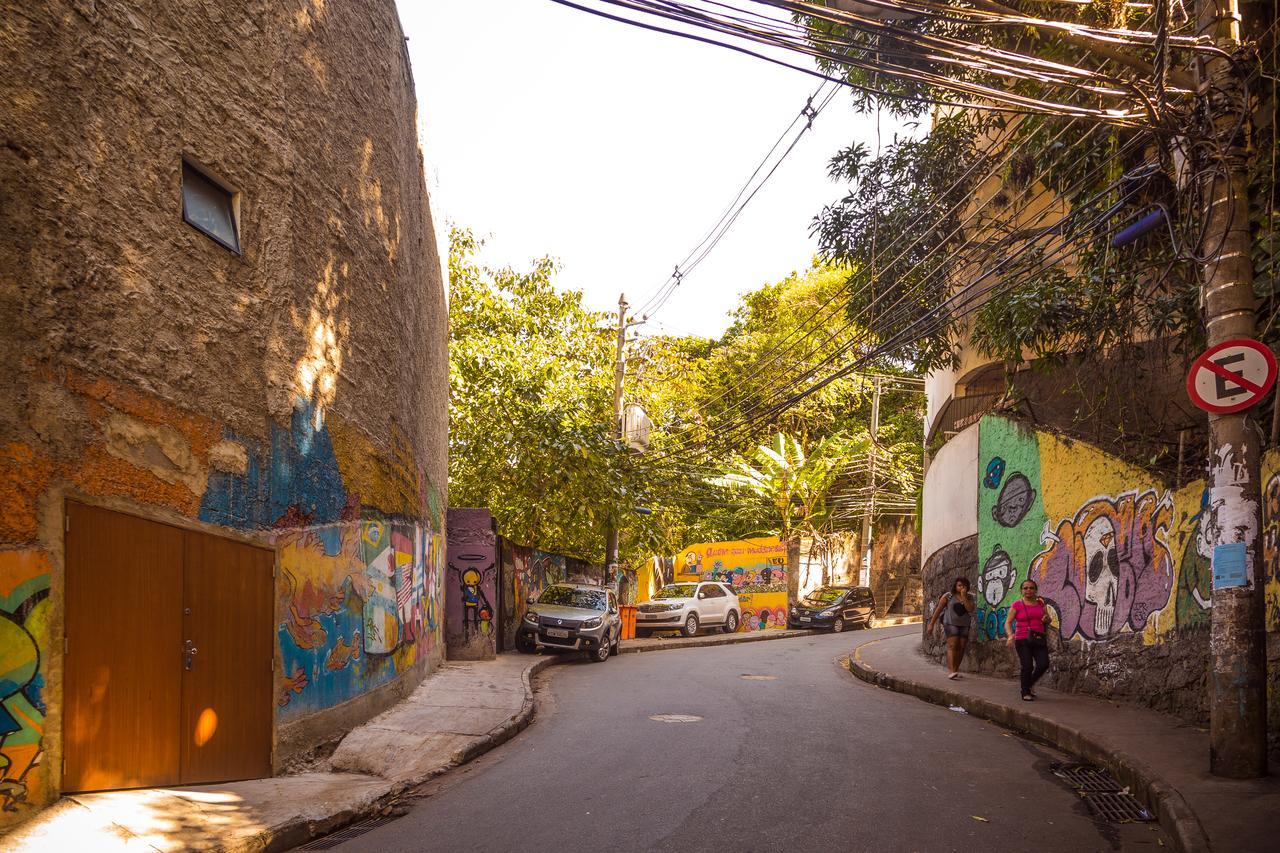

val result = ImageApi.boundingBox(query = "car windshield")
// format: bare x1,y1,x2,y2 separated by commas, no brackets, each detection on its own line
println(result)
804,588,848,605
537,585,607,611
655,584,698,600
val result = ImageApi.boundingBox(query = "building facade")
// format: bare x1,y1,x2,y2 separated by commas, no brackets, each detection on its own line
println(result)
0,0,447,827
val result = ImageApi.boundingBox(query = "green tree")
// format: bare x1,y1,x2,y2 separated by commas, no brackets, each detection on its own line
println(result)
448,229,627,561
709,432,845,540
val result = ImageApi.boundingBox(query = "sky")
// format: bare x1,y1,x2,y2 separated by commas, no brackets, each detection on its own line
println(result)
401,0,904,338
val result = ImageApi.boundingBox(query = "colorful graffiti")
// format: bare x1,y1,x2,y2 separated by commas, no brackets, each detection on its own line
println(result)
976,416,1196,647
675,538,788,631
0,551,49,813
275,520,442,720
1263,455,1280,632
446,509,497,660
1030,492,1175,640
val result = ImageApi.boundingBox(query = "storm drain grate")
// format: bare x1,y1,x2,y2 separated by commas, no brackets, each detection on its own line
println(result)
1050,762,1122,792
299,816,401,850
1082,791,1155,823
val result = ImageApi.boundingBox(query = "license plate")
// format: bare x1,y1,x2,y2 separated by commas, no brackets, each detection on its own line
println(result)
547,628,570,638
800,616,812,622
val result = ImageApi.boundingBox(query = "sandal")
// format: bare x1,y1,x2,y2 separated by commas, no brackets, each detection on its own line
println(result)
1021,694,1034,701
947,672,959,679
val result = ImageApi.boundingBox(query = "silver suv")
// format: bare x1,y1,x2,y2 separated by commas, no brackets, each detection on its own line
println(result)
515,583,622,662
635,581,740,638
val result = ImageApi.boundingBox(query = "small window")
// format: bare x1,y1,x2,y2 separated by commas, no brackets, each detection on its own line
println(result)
182,160,240,252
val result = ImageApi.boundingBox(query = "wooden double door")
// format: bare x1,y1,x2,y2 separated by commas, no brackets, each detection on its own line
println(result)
63,502,274,792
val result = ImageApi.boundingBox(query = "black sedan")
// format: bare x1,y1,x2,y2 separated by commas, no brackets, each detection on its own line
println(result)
787,585,876,632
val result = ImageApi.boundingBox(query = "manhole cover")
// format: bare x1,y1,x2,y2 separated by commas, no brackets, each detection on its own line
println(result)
649,714,703,723
299,816,401,849
1082,791,1155,823
740,674,778,681
1051,762,1122,792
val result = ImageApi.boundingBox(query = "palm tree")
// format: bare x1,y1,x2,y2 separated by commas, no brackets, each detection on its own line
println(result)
709,433,847,540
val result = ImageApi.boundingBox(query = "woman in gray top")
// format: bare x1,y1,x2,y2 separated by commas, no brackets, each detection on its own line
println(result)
926,577,976,679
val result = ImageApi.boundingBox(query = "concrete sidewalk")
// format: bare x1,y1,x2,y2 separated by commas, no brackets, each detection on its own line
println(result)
3,625,819,852
848,632,1280,853
4,655,552,853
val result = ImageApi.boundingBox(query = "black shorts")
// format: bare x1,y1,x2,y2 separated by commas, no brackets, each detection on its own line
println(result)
944,624,969,638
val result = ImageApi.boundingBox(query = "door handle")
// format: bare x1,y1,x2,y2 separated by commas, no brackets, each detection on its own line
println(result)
184,640,198,671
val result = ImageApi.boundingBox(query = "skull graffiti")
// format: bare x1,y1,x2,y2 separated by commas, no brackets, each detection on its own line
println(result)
1030,490,1175,641
1082,516,1120,636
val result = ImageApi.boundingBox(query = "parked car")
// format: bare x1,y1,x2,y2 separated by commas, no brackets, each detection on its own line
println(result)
515,583,622,662
787,585,875,632
635,581,740,638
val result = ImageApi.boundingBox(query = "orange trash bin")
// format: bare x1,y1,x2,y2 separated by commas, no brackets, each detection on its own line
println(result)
620,604,637,640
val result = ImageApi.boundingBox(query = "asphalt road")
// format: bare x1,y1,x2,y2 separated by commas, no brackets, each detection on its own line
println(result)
326,627,1167,853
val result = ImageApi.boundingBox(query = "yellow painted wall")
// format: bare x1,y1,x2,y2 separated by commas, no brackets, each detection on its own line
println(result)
675,537,789,631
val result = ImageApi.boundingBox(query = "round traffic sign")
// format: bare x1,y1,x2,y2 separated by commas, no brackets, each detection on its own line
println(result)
1186,338,1277,414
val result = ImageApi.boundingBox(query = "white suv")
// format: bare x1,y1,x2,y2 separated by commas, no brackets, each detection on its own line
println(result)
636,581,740,638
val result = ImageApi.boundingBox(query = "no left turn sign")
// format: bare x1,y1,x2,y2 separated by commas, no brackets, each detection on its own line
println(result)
1186,338,1278,414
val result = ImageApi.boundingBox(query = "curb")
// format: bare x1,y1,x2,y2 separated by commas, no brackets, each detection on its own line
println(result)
273,656,557,852
619,628,812,654
844,639,1211,853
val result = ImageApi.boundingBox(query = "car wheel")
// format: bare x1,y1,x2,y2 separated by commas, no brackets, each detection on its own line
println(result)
722,611,739,633
682,613,700,638
587,632,612,663
611,634,621,656
831,617,846,633
515,632,536,654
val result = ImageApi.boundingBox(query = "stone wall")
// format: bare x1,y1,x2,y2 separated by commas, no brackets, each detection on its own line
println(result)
0,0,447,826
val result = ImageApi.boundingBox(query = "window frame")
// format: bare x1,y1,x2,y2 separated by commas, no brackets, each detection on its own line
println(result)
180,158,242,254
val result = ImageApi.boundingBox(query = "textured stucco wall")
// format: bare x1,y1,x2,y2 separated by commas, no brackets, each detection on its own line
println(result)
0,0,447,826
921,421,979,564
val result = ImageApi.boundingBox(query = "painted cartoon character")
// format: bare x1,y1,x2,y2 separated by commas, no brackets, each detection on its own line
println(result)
449,561,494,639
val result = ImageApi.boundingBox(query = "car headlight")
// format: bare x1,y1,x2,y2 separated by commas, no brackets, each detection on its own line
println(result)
581,616,602,629
819,608,836,617
790,606,797,615
524,611,539,623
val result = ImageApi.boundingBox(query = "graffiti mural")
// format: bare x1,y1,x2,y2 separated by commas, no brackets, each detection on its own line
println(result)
1263,455,1280,632
446,509,497,660
675,538,788,631
976,415,1206,648
0,551,49,813
1031,491,1175,640
275,519,442,721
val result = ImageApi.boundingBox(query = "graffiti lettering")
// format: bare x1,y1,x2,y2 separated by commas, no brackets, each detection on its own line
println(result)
1031,491,1175,640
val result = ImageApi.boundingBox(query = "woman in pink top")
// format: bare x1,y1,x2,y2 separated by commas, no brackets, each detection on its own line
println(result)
1003,578,1053,701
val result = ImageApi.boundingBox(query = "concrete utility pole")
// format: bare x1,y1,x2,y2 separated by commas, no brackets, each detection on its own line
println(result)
859,376,882,588
1196,0,1267,778
604,293,628,586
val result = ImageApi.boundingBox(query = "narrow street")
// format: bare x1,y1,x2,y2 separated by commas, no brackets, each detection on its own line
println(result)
326,628,1166,853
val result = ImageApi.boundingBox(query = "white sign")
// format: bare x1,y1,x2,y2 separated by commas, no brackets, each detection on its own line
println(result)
1186,339,1277,415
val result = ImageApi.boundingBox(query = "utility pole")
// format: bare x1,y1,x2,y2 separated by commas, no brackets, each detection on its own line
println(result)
1196,0,1267,778
859,376,881,588
605,293,628,586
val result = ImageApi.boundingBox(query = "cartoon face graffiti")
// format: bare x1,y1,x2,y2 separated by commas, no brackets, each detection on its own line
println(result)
981,546,1015,607
1082,516,1121,636
449,559,494,640
992,473,1036,528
